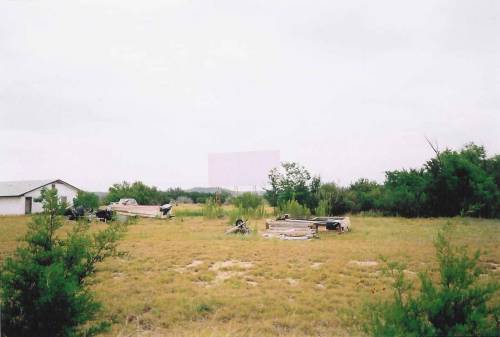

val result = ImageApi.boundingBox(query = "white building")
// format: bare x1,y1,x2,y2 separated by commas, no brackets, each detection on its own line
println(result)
0,179,80,215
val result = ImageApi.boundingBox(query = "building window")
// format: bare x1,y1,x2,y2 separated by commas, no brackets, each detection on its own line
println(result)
51,184,56,189
61,196,67,204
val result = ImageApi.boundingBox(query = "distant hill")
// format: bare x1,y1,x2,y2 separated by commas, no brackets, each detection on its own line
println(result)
187,187,234,194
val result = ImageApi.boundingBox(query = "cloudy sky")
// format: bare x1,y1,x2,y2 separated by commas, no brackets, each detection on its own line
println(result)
1,0,499,191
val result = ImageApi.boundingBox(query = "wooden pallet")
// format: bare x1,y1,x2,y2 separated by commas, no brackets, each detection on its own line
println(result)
263,219,318,240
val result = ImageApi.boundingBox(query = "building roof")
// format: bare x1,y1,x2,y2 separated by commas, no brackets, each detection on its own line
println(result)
0,179,80,197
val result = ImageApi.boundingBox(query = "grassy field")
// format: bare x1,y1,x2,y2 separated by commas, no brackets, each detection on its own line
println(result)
0,210,499,337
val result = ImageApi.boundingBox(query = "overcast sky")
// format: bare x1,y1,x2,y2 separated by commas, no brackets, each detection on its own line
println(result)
1,0,499,191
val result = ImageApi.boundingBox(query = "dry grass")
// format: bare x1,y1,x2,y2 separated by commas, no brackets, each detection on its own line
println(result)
0,212,498,337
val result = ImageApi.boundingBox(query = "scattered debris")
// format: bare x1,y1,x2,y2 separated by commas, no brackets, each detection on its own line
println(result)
264,215,317,240
263,215,351,240
312,216,351,232
159,203,174,217
64,205,114,222
64,206,86,220
225,218,251,235
95,207,114,222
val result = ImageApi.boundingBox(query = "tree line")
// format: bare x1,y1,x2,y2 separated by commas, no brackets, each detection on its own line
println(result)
73,182,232,209
105,182,231,205
264,142,500,218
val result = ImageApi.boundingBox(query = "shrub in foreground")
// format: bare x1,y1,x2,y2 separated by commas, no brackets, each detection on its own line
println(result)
0,188,127,337
365,226,499,337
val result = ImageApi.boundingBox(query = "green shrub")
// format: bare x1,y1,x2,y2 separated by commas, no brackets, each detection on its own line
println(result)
365,226,499,337
73,190,100,209
315,199,329,216
231,192,263,210
203,197,224,219
0,188,127,337
278,199,310,218
227,205,267,224
264,162,320,213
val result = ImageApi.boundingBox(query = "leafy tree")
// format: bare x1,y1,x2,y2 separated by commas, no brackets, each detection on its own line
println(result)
349,179,383,213
264,162,321,214
73,191,100,210
0,188,127,337
105,182,229,205
318,183,355,216
365,226,499,337
383,169,429,217
265,167,281,208
425,147,497,217
106,181,163,205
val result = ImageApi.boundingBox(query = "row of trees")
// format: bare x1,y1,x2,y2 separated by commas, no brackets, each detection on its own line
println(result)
264,143,500,218
103,182,231,205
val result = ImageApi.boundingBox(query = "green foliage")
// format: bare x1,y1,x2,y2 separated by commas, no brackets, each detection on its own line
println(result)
278,199,311,218
73,191,100,210
304,142,499,218
202,197,224,219
0,188,127,337
227,205,267,224
105,181,163,205
318,183,355,216
315,199,329,216
349,179,383,213
105,181,230,205
382,169,428,217
424,144,498,217
264,162,320,214
231,192,263,210
365,226,499,337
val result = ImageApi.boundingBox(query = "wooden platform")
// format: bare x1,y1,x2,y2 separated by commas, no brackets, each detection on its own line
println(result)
263,219,318,240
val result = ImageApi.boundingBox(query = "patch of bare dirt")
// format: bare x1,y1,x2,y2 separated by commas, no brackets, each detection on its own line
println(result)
186,260,204,268
311,262,323,269
209,260,253,271
174,259,205,273
348,260,379,267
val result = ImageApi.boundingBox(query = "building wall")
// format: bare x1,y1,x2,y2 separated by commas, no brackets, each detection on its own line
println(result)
0,196,25,215
25,182,79,213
